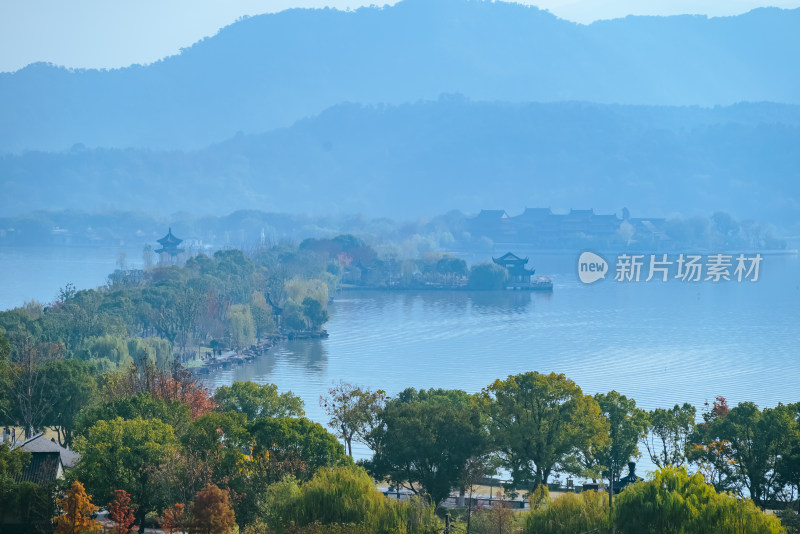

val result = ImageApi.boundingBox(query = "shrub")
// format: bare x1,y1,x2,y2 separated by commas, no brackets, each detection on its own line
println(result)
294,465,404,532
613,467,784,534
471,501,524,534
258,466,440,534
525,490,610,534
468,263,508,290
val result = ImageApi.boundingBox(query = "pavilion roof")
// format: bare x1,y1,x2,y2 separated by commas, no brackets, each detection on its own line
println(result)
493,252,528,264
157,227,183,247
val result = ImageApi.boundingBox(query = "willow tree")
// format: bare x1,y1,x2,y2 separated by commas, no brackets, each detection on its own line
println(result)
613,467,783,534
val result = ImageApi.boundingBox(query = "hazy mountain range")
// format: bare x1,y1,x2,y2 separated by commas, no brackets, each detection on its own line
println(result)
2,98,799,224
1,0,799,153
1,0,798,228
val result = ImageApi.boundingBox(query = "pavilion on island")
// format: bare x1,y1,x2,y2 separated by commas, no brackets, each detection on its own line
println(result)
492,252,535,288
156,228,184,261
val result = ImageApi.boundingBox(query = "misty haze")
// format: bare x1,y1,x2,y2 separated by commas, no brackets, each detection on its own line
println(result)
1,1,799,533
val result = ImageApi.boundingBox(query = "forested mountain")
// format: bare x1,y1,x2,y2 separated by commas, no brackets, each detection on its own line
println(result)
1,0,799,152
2,99,799,224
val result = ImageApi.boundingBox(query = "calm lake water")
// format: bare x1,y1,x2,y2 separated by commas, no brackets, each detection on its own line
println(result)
3,246,799,471
0,245,141,309
203,251,800,463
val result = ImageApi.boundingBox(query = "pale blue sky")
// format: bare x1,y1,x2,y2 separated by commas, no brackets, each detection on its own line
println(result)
1,0,799,72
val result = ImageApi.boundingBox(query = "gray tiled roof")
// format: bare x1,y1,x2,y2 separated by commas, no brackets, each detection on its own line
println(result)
15,451,62,485
19,433,80,468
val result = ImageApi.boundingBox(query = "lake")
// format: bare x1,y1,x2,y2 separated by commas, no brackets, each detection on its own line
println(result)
2,246,799,471
202,251,800,463
0,245,141,309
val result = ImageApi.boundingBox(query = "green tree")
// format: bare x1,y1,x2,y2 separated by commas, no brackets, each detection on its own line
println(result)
75,392,191,438
258,476,303,532
436,255,468,277
0,329,12,361
0,330,12,425
249,417,349,481
14,480,57,534
468,262,508,290
282,300,308,331
75,417,178,533
692,401,796,506
320,381,386,457
41,359,97,447
214,381,305,421
484,372,608,488
776,403,800,512
642,403,696,468
0,442,31,524
228,304,256,349
173,285,204,354
78,334,132,370
302,297,329,331
613,466,784,534
7,332,57,438
181,411,256,523
591,390,649,505
366,388,489,505
688,396,737,493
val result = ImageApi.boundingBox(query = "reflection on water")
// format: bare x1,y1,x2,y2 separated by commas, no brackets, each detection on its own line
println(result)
279,339,328,374
6,246,794,469
207,338,328,385
4,246,796,426
467,289,538,311
203,254,800,468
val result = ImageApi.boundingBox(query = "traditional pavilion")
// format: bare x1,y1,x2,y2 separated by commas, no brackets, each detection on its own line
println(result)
492,252,535,288
613,462,644,492
156,228,184,258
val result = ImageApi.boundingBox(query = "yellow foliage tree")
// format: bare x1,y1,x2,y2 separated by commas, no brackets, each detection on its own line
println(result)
53,480,102,534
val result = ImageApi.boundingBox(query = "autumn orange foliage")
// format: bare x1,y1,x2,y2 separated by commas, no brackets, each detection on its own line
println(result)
102,360,216,419
109,489,137,534
191,483,237,534
159,502,188,534
53,480,102,534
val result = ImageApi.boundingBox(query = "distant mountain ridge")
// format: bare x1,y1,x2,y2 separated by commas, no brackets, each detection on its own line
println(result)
1,0,799,152
2,99,798,224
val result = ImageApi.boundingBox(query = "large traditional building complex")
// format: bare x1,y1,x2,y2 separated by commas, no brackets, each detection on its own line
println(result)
468,208,668,247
